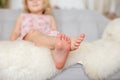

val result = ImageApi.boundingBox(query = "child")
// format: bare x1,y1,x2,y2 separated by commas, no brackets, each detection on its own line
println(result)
10,0,85,69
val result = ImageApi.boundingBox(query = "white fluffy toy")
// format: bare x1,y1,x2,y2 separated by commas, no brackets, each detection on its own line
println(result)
0,19,120,80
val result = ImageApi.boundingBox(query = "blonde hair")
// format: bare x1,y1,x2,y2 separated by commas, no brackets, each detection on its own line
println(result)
23,0,53,15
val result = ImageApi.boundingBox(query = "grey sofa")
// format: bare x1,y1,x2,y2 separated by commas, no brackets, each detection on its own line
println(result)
0,9,120,80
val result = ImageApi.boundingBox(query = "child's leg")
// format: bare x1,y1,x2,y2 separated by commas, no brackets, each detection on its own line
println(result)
36,33,71,69
24,30,71,69
24,30,57,49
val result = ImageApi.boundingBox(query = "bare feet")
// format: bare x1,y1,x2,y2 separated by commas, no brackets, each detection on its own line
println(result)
71,33,85,51
52,34,71,69
52,33,85,69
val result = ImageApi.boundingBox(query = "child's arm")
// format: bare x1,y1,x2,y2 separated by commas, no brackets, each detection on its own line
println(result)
49,15,58,31
10,15,22,41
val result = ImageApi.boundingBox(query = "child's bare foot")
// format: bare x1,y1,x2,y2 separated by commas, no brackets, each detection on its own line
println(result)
52,34,71,69
71,33,85,51
58,33,85,51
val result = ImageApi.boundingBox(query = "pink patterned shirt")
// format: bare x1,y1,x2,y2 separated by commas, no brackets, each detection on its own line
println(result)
18,13,59,40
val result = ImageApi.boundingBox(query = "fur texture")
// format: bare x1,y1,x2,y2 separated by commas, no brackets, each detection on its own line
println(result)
0,19,120,80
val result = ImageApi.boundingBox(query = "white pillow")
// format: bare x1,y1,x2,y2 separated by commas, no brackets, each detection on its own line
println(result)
102,18,120,42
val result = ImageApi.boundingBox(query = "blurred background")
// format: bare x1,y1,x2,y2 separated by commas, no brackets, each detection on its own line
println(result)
0,0,120,20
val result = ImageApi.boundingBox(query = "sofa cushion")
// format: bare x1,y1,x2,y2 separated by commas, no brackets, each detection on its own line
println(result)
0,9,22,40
53,9,110,41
